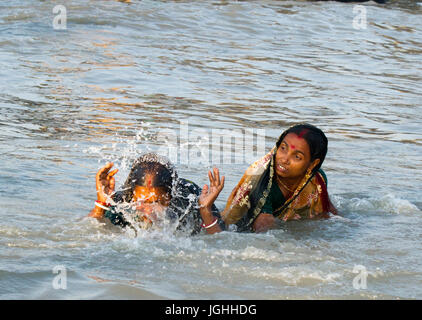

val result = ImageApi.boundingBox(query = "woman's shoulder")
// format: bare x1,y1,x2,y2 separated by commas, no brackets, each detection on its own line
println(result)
317,168,328,186
103,205,130,227
176,178,202,195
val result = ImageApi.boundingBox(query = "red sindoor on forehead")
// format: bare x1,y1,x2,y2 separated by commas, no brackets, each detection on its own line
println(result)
144,174,153,187
297,128,309,139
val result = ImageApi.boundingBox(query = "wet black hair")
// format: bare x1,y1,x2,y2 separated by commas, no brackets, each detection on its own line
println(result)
276,123,328,173
118,153,177,203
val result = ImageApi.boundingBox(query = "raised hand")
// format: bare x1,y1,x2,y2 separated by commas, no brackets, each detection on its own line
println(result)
199,167,225,209
95,162,118,203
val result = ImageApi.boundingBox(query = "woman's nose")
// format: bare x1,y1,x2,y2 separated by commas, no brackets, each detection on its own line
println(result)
280,154,289,165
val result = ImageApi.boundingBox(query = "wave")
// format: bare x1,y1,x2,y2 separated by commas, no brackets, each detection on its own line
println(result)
0,268,163,299
337,193,420,215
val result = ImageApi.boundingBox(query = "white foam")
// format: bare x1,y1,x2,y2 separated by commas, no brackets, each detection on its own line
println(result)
375,194,420,214
347,193,420,215
238,246,282,262
239,267,342,286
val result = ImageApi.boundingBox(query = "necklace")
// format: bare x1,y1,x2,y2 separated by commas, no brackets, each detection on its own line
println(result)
275,175,297,193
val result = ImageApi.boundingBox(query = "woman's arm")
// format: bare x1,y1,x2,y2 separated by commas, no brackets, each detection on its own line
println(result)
89,206,106,219
252,213,277,233
199,205,222,234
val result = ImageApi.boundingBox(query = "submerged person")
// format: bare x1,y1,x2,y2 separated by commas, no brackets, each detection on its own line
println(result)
89,153,225,235
218,123,338,233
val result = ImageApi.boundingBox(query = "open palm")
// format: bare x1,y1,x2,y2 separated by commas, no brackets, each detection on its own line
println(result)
96,162,118,203
199,167,225,209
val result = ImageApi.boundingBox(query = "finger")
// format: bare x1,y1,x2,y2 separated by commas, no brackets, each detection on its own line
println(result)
214,167,220,186
102,163,114,178
201,184,209,195
99,162,113,175
107,168,118,180
208,170,214,186
109,177,115,191
220,175,225,189
97,162,113,179
210,168,217,187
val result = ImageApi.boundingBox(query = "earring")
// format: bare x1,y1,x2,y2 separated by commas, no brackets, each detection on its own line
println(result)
305,168,312,181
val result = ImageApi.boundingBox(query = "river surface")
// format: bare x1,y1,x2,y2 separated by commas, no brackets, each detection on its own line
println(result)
0,0,421,299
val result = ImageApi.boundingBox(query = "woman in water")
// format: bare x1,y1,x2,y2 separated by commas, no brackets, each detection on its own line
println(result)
89,153,225,235
219,123,337,233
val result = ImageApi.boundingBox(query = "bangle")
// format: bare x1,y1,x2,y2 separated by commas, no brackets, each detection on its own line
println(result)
202,218,218,229
95,200,110,211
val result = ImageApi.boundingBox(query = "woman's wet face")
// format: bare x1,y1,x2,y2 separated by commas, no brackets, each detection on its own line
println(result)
275,132,319,180
133,186,171,205
132,185,171,222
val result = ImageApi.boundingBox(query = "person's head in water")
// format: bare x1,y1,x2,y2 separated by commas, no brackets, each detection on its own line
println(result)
274,123,328,182
119,153,177,218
